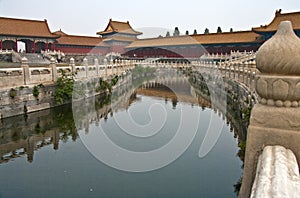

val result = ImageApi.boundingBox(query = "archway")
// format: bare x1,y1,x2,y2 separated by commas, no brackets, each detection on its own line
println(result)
17,41,26,53
2,40,16,51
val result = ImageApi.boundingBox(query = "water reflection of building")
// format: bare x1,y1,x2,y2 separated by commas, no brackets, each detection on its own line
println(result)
0,108,69,163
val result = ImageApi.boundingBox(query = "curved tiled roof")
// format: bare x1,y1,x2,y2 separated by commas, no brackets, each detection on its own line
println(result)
56,34,108,47
253,10,300,32
192,31,260,44
103,36,138,42
52,29,68,36
126,31,260,48
97,19,142,35
0,17,58,38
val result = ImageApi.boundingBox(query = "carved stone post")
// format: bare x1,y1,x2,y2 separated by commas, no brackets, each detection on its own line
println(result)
239,21,300,197
116,59,119,75
83,58,88,78
94,58,99,76
50,57,57,82
110,58,114,75
104,58,108,77
70,57,76,73
21,57,30,85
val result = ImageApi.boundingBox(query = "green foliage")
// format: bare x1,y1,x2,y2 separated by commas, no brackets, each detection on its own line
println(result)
242,106,252,123
32,84,44,98
34,123,41,134
234,176,243,196
32,86,39,98
54,71,75,104
111,75,119,86
23,104,28,114
9,88,17,99
95,78,112,93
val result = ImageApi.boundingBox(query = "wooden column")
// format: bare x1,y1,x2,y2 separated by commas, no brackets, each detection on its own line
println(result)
0,40,2,50
32,41,35,53
15,39,18,52
46,42,48,51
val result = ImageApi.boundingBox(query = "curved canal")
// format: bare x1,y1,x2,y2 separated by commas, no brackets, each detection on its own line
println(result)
0,67,248,197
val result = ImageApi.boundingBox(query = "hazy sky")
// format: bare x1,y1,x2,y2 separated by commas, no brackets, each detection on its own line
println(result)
0,0,299,38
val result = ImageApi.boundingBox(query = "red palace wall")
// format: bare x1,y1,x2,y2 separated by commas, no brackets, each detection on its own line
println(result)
109,45,125,54
124,44,261,58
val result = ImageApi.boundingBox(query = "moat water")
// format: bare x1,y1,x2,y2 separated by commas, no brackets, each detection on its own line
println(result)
0,72,246,197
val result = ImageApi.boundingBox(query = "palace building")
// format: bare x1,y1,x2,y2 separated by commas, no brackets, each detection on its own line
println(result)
53,29,109,54
0,9,299,58
252,9,300,41
124,30,262,58
97,19,142,53
0,17,59,53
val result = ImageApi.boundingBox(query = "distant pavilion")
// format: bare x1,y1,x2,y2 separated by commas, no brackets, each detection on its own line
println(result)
97,19,142,53
252,9,300,41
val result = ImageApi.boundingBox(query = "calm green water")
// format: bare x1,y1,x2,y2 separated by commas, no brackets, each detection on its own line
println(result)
0,82,244,197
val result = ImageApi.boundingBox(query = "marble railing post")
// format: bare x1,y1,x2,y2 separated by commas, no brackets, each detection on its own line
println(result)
104,58,108,77
121,60,124,73
111,59,114,75
70,58,76,73
239,21,300,197
50,57,57,82
21,57,30,85
83,58,88,78
94,58,99,76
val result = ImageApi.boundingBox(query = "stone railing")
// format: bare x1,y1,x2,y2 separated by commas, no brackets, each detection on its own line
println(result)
144,59,257,99
0,57,137,89
239,21,300,198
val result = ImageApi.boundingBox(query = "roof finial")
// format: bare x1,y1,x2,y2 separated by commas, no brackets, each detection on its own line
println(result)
276,9,282,16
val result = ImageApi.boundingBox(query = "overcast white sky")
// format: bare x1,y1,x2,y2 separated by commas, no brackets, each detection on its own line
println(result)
0,0,299,38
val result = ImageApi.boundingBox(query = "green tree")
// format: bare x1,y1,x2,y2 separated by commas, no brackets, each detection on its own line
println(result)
204,28,209,34
217,26,222,33
54,71,75,104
